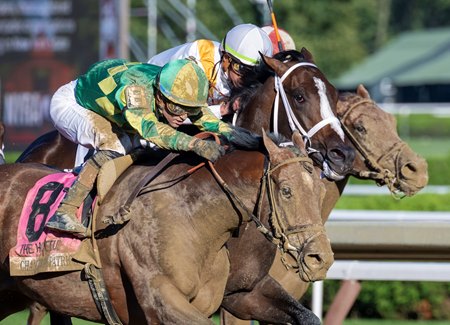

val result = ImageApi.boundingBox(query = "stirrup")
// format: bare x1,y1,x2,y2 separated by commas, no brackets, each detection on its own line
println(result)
46,212,89,238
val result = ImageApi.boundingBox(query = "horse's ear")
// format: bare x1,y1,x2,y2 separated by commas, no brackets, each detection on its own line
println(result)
292,131,307,155
260,54,288,76
356,84,371,99
261,129,282,161
300,47,315,63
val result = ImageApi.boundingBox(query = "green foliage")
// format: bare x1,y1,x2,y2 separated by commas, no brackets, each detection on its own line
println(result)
4,151,21,164
129,0,450,78
335,193,450,211
397,114,450,138
334,281,450,320
281,0,374,77
427,154,450,185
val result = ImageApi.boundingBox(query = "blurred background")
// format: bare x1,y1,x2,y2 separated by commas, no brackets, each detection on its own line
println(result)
0,0,449,324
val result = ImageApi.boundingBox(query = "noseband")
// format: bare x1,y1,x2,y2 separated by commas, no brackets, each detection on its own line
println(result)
272,62,343,154
340,99,407,197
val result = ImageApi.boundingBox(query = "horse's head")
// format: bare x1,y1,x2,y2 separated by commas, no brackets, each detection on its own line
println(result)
261,48,355,181
262,131,334,282
338,85,428,196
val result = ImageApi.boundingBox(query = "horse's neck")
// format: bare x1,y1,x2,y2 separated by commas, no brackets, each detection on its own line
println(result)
116,153,266,246
214,151,265,215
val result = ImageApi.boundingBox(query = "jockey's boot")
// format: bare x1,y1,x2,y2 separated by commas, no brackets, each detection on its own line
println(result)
46,150,120,237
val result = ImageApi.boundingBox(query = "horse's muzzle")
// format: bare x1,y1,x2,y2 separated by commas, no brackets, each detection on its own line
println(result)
295,233,334,282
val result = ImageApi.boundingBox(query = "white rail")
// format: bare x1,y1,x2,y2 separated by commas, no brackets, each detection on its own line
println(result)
312,209,450,322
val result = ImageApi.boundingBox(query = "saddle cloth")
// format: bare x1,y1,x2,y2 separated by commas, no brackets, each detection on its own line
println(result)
9,154,135,276
9,172,88,276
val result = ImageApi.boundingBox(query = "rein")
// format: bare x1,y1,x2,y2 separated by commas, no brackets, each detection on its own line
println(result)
340,99,407,198
207,152,324,270
272,62,342,154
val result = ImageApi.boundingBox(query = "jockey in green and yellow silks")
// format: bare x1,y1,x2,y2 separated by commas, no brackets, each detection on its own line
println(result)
74,59,232,152
46,58,234,237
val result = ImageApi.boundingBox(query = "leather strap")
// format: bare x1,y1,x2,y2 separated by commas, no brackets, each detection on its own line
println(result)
102,152,179,225
84,263,122,325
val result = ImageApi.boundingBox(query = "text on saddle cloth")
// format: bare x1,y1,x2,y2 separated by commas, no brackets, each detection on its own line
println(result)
9,172,94,276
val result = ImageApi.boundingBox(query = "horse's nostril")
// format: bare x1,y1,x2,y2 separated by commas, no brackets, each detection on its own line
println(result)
305,253,323,268
401,162,418,179
328,149,345,162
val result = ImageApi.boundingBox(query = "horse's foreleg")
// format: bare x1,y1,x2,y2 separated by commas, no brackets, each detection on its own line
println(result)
220,309,252,325
27,302,73,325
131,273,215,325
221,275,320,325
27,302,48,325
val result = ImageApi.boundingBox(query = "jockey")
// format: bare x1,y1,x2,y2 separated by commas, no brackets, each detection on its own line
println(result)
148,23,273,117
46,58,235,237
261,26,296,54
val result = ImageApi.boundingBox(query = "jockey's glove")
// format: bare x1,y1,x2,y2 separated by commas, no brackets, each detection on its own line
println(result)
192,139,225,162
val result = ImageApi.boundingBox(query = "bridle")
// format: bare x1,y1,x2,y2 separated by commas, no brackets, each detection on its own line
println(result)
208,148,326,272
339,99,407,198
231,62,344,156
272,62,344,155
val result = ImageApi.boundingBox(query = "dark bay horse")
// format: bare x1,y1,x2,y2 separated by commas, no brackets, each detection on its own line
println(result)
232,48,355,181
1,132,333,324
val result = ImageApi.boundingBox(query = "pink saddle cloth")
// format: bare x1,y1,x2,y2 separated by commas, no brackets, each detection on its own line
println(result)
9,172,87,276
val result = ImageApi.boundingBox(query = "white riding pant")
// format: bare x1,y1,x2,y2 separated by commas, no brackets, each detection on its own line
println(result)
49,80,139,167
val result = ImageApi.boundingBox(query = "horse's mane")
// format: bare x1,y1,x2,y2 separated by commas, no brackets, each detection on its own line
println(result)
338,91,362,107
224,128,305,159
227,50,311,115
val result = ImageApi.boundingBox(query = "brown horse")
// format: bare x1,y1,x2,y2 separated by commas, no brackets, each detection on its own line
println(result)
0,132,333,324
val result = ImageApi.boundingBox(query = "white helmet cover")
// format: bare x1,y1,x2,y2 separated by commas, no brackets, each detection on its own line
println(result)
220,23,273,66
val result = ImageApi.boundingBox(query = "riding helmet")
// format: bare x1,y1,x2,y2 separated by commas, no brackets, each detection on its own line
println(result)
157,59,209,108
220,23,273,66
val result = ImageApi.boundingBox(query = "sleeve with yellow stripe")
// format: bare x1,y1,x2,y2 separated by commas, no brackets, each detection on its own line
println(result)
116,85,198,151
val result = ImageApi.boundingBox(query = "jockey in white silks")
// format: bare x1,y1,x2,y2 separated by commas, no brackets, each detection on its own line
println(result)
149,23,273,118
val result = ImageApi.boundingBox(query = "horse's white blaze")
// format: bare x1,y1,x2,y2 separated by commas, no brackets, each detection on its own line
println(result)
313,77,345,141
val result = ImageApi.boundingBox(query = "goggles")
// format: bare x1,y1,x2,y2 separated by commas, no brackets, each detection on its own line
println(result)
225,54,255,76
160,93,202,117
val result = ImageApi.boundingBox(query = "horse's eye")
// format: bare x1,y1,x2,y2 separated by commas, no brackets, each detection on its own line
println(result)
354,123,366,134
293,94,304,103
281,186,292,198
